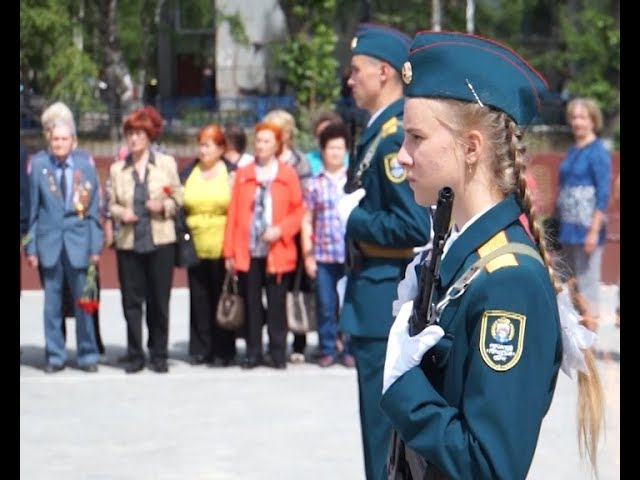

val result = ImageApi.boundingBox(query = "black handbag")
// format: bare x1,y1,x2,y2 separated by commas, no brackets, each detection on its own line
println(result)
174,207,199,268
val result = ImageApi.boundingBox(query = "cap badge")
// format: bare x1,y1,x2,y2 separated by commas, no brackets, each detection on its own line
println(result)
402,61,412,84
351,36,358,50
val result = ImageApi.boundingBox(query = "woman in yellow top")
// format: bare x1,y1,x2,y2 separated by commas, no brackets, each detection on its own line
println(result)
180,124,237,366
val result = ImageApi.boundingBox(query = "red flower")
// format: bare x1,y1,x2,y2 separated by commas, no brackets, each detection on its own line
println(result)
162,185,172,196
76,265,99,314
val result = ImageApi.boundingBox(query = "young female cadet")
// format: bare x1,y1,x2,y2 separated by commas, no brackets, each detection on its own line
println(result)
380,31,604,480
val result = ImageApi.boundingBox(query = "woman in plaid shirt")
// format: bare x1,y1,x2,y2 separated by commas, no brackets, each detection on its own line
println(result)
301,122,355,368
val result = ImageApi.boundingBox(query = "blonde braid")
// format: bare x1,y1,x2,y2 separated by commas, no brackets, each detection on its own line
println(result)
506,117,604,478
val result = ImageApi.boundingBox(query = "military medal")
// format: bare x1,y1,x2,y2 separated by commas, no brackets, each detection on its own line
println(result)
46,169,57,194
72,171,90,219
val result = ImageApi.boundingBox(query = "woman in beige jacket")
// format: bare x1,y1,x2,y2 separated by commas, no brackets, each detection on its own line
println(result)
108,106,182,373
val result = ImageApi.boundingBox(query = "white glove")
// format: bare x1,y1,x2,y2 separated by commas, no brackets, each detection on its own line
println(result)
382,300,445,394
337,188,366,226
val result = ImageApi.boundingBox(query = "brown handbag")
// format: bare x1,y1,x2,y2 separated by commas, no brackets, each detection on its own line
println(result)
215,272,245,331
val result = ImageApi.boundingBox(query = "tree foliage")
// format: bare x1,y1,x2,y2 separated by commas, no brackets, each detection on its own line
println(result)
559,6,620,114
271,0,341,136
347,0,619,133
21,0,620,139
20,0,101,111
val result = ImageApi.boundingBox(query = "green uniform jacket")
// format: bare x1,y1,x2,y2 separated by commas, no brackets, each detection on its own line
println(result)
339,98,431,339
381,195,562,479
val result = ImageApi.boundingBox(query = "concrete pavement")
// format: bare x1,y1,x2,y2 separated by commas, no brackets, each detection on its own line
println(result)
20,286,620,479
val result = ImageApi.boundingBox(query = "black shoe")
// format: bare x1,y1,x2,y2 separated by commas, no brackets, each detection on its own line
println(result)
118,353,133,363
220,357,235,367
241,357,261,369
271,361,287,370
189,354,207,366
264,356,287,370
149,359,169,373
78,363,98,373
44,364,65,374
125,360,145,374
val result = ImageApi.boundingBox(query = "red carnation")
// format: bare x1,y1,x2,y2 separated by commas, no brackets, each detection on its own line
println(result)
77,265,99,314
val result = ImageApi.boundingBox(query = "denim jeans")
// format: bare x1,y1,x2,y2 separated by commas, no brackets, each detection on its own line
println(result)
316,262,349,357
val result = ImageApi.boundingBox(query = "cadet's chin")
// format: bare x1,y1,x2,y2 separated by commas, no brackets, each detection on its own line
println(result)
410,186,435,208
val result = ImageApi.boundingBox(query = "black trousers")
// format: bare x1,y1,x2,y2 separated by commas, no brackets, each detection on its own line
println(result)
290,238,311,354
239,258,291,364
116,244,175,362
187,258,236,360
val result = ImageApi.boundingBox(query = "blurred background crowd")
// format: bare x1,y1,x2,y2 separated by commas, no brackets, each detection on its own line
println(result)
19,0,620,373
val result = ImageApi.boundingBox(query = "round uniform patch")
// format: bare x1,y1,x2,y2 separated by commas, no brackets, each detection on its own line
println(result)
383,153,406,183
479,310,526,371
351,36,358,50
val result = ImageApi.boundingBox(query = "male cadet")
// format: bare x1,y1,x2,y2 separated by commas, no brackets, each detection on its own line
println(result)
336,23,431,480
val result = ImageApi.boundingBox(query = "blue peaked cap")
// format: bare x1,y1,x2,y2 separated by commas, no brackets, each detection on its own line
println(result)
402,31,549,126
351,23,412,74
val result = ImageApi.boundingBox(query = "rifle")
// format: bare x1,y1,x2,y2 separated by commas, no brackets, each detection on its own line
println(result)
386,187,454,479
344,112,358,194
409,186,455,336
342,111,364,273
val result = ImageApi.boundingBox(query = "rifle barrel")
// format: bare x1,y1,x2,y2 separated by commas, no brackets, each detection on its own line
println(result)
409,187,455,336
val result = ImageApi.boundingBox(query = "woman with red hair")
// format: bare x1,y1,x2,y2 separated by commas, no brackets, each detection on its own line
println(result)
223,122,305,369
180,124,237,366
107,106,182,373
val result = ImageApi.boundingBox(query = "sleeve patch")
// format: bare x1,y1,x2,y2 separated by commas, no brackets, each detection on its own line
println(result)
384,153,406,183
381,117,398,137
479,310,526,371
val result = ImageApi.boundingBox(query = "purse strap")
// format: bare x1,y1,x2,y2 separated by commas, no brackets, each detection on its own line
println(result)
292,252,304,292
223,272,239,294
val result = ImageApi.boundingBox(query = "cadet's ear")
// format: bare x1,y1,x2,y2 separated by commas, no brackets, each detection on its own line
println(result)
464,129,484,167
379,61,394,82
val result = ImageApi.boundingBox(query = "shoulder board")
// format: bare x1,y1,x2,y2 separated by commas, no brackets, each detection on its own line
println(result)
476,231,518,273
381,117,399,138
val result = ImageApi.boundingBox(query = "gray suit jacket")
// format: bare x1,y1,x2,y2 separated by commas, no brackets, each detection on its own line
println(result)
25,149,103,269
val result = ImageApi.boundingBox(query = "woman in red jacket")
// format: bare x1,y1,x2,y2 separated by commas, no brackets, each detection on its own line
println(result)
223,122,304,369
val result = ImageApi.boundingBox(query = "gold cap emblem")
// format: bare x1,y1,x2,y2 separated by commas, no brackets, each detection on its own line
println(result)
351,36,358,50
402,61,412,85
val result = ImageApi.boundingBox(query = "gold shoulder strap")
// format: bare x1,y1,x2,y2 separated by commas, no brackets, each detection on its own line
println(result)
432,243,543,322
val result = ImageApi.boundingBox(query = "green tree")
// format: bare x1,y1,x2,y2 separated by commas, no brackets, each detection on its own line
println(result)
272,0,341,142
560,6,620,116
20,0,100,113
342,0,619,133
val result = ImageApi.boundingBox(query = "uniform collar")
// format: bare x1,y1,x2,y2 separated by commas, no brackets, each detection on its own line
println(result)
358,97,404,148
439,194,523,286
